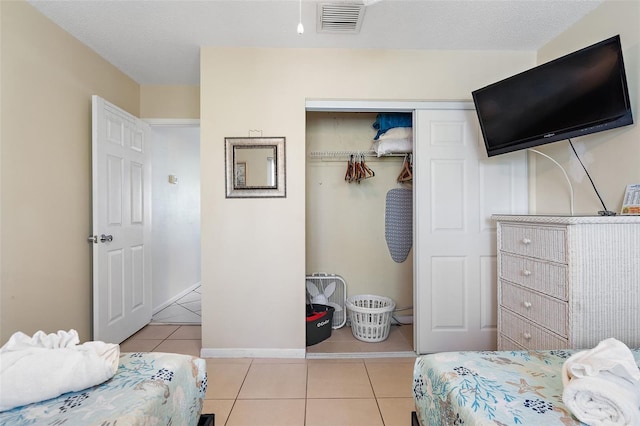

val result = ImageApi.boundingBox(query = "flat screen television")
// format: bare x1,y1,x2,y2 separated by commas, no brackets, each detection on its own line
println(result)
472,35,633,157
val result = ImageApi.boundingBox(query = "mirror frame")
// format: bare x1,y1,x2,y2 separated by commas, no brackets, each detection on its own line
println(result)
225,136,286,198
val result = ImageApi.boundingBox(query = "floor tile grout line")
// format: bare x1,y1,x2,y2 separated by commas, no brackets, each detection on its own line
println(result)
224,358,256,425
364,361,387,425
232,397,308,400
304,362,309,426
152,307,201,323
305,396,381,400
152,288,202,324
151,338,164,352
165,325,182,340
176,302,202,316
224,398,238,426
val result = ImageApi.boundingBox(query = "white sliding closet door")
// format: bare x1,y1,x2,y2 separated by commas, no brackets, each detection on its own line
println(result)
414,108,527,354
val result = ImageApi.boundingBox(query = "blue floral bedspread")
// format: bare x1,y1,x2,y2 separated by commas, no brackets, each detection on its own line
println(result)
0,352,207,425
413,349,640,426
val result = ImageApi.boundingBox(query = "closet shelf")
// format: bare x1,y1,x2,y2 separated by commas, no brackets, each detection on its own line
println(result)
308,150,407,161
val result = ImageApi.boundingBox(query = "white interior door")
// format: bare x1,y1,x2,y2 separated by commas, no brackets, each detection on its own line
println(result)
91,95,152,344
414,107,527,354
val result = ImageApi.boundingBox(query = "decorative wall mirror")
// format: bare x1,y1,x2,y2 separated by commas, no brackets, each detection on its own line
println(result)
225,137,286,198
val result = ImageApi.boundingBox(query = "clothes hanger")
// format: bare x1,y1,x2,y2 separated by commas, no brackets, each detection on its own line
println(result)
345,153,375,184
397,153,413,182
357,154,376,183
345,155,355,182
354,156,366,183
360,154,375,179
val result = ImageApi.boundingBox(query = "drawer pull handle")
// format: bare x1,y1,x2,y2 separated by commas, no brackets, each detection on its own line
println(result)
523,332,532,340
521,238,532,245
523,270,532,276
523,301,532,309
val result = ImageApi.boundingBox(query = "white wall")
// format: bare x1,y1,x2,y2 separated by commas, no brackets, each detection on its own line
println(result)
531,0,639,215
151,126,201,311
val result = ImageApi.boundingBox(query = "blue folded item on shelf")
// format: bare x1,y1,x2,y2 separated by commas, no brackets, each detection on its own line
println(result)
372,113,412,140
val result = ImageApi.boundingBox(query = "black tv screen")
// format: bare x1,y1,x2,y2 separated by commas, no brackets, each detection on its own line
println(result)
473,35,633,157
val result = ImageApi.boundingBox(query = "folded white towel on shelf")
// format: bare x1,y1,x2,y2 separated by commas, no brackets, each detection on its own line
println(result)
561,338,640,426
0,329,119,412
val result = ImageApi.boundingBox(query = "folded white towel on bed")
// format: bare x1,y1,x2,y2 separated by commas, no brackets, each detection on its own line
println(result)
0,329,119,411
561,338,640,425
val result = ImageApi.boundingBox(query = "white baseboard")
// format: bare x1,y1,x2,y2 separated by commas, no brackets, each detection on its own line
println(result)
200,347,306,359
305,351,416,359
200,348,415,359
153,281,201,315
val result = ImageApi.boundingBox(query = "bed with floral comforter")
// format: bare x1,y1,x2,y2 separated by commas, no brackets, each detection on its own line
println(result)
412,348,640,425
0,352,207,425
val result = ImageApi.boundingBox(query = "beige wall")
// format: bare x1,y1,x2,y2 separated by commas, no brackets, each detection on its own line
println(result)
140,85,200,119
532,0,639,215
0,0,139,344
200,47,534,352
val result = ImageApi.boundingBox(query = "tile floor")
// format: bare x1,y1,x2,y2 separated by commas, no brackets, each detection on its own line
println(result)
151,286,202,324
150,286,415,357
121,324,417,425
306,324,414,357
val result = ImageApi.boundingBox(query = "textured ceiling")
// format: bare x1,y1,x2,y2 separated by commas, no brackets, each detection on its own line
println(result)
27,0,604,85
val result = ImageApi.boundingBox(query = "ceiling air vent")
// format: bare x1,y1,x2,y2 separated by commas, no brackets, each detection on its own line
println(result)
317,3,365,34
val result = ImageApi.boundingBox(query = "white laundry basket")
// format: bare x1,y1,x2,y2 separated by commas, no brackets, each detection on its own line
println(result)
346,294,396,342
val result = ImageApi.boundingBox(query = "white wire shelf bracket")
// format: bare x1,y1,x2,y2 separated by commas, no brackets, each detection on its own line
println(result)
308,150,408,161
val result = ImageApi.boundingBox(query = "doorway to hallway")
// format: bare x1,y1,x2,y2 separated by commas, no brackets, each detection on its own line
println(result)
149,123,201,325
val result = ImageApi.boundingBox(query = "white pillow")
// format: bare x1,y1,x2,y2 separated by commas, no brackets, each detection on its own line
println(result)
371,138,413,157
378,127,413,140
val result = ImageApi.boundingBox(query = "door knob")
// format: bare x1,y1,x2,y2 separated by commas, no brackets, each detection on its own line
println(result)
87,235,98,244
100,234,113,243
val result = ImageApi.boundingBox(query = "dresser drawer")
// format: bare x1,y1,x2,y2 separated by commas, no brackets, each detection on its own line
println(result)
500,281,568,336
499,224,566,263
499,253,568,300
499,308,568,350
498,335,527,351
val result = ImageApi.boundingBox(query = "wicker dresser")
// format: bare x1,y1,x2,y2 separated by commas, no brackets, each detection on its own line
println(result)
493,215,640,351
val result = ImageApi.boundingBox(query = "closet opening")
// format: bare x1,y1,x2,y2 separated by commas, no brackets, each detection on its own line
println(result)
305,110,415,358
